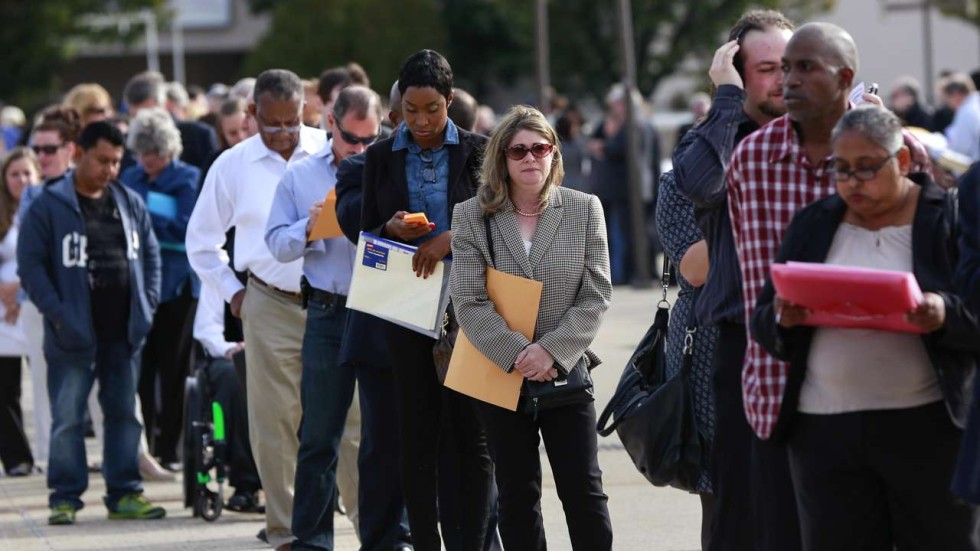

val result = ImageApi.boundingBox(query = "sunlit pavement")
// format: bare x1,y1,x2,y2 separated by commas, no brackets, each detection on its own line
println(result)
0,285,702,550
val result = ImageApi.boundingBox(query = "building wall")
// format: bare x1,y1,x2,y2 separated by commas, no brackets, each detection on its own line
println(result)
59,0,268,102
820,0,980,103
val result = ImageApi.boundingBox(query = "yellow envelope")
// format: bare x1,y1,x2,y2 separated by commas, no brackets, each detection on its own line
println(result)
308,188,343,241
444,268,542,411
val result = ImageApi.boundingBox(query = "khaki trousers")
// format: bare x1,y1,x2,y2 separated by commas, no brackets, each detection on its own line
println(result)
242,280,305,548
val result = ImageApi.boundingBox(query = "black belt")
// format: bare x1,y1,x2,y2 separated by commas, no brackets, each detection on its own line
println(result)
248,272,303,302
309,287,347,308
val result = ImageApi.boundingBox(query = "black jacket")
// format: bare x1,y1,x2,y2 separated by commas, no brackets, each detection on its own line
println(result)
360,128,487,241
751,174,979,440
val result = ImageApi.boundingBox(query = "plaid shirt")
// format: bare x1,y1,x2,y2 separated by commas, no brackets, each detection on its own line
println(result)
726,113,932,439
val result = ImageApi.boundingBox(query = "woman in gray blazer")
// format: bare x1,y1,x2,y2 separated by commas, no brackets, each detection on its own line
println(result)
450,105,614,550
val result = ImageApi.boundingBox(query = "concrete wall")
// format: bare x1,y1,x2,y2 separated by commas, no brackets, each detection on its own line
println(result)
820,0,980,103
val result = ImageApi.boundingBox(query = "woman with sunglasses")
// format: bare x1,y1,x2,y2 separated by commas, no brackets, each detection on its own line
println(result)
450,105,613,550
0,147,40,477
752,105,978,549
19,106,81,472
360,49,493,551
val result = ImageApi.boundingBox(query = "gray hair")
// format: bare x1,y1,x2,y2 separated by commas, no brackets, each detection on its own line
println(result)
253,70,303,102
126,107,183,158
230,77,256,100
831,105,903,153
332,85,383,122
123,71,166,107
166,82,189,107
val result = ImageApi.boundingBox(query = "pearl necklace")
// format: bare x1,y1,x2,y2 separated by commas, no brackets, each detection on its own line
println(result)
515,205,545,217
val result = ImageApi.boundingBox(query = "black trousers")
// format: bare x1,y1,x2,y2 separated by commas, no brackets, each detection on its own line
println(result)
386,325,493,551
708,323,755,551
202,355,260,492
139,288,196,464
475,399,613,551
0,356,33,471
788,402,976,551
751,432,801,550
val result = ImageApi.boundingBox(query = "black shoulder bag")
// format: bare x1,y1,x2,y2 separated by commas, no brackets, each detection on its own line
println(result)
595,258,703,491
479,216,594,417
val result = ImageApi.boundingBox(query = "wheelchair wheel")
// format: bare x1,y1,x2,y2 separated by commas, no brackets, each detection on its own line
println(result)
182,374,204,510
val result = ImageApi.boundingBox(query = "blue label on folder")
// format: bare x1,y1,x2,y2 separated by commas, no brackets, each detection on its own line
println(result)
362,242,388,271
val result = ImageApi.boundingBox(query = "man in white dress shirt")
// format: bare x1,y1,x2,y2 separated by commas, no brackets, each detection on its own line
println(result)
266,84,396,551
186,69,326,550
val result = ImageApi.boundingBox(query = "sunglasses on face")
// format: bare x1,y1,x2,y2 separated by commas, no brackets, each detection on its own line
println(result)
335,120,378,146
503,143,555,161
32,144,64,156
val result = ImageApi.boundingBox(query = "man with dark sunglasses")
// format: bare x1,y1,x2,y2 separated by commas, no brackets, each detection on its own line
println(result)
265,84,387,551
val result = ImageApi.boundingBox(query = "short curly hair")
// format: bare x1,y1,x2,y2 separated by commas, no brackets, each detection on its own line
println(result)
126,107,183,158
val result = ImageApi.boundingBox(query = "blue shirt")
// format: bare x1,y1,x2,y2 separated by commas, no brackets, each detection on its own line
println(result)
265,139,356,295
392,119,459,243
672,85,758,326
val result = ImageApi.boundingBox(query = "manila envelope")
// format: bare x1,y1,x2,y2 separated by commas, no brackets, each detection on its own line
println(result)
308,188,343,241
444,268,542,410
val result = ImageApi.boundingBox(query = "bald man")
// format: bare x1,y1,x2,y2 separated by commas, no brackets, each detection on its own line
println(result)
727,22,933,551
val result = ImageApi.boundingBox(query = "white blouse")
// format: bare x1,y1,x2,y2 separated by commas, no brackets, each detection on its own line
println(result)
0,225,26,356
800,223,942,414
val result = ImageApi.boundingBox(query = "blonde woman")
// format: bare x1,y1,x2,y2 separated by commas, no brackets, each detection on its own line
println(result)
450,105,614,550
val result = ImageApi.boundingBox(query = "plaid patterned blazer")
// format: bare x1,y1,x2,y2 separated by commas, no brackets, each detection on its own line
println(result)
449,187,612,374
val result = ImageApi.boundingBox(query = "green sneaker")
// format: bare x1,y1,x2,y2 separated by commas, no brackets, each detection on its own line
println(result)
107,493,166,520
48,503,77,525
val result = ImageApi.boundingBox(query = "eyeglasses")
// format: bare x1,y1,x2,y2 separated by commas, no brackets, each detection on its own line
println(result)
32,144,64,156
503,143,555,161
830,151,897,182
256,112,301,135
335,119,378,146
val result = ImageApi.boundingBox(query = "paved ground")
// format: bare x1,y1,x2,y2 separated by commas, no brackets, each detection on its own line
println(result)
0,286,703,550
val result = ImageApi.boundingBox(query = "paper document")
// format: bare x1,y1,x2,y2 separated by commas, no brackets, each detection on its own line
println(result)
308,189,344,241
444,268,542,411
770,261,926,333
347,232,451,338
146,191,177,220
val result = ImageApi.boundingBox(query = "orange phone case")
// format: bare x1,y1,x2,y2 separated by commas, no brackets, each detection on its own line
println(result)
404,212,430,225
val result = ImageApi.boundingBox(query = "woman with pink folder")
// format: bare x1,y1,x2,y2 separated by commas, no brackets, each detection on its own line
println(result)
752,105,979,549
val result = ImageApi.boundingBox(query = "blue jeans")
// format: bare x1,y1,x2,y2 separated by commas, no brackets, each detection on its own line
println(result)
292,297,352,550
606,202,633,285
47,339,143,510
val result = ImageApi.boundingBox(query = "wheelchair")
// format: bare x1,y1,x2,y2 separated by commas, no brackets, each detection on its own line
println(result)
182,358,228,522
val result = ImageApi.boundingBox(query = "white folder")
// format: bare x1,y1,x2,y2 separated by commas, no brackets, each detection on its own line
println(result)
346,232,451,338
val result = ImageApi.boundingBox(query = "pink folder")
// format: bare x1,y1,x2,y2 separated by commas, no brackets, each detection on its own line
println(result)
769,261,927,333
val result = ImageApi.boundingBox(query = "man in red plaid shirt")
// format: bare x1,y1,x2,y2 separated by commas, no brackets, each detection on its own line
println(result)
726,22,932,549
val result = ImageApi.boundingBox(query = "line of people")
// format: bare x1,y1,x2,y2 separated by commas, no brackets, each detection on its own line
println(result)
660,9,980,551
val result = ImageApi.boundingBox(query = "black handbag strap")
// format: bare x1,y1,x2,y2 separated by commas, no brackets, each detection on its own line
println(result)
484,216,496,269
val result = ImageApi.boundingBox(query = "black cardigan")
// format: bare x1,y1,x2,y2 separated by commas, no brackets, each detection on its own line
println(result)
360,127,487,241
751,174,980,441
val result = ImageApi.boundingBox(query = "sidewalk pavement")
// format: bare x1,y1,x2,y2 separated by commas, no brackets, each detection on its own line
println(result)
0,286,703,550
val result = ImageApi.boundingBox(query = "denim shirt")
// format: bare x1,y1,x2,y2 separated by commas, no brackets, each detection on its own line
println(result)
392,119,459,243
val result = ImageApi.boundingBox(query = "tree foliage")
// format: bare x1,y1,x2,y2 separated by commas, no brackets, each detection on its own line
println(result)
0,0,163,107
243,0,447,94
547,0,834,101
936,0,980,30
246,0,834,104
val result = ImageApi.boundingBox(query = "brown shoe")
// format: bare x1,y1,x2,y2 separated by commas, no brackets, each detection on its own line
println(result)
275,544,291,551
